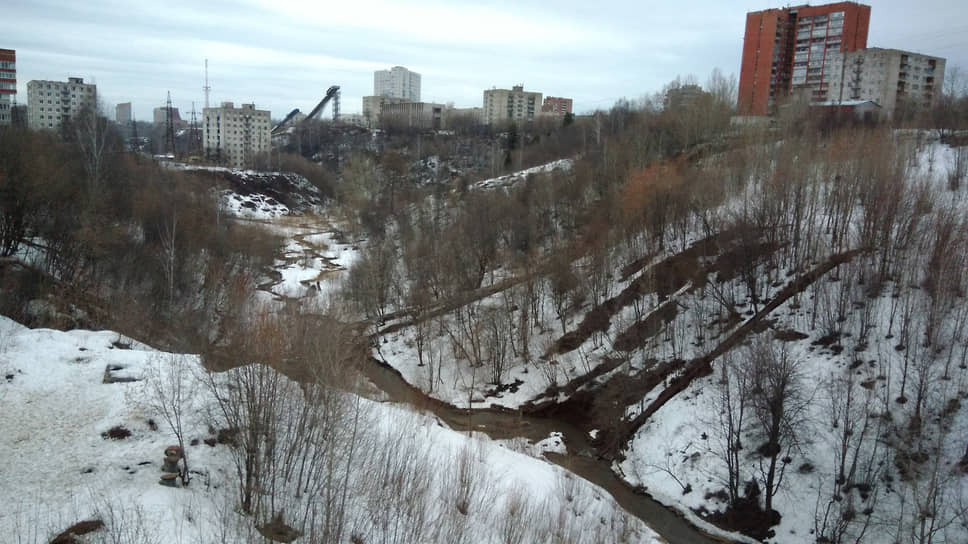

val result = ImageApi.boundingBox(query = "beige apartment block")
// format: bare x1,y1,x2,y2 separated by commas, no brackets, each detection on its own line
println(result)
362,95,410,127
27,77,97,130
380,101,444,130
482,85,542,125
825,48,945,119
202,102,271,168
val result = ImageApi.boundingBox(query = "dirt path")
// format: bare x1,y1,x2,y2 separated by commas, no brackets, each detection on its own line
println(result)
592,248,865,458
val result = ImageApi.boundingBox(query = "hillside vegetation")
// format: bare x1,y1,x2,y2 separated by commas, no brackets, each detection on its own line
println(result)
352,115,968,542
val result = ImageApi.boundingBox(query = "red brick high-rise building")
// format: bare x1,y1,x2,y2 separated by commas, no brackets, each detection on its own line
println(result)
738,2,871,116
542,96,573,116
0,49,15,126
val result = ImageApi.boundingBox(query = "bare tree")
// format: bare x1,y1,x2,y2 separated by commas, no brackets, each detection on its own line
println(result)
714,351,750,506
139,353,196,485
746,337,810,513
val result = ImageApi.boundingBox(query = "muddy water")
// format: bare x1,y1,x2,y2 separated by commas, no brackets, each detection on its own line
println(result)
361,358,728,544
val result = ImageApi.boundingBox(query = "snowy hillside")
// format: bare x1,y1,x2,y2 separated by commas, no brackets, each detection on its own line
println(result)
0,315,660,543
370,133,968,543
169,164,327,219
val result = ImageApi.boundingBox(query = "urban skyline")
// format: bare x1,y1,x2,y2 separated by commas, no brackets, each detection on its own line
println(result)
5,0,965,122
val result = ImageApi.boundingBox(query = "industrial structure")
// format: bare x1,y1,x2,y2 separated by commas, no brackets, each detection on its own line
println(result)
271,85,341,136
0,48,15,126
202,101,271,168
26,77,97,131
738,2,871,115
482,85,542,125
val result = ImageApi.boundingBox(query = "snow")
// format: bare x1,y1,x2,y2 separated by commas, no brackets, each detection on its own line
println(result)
468,158,573,191
536,432,568,455
0,315,659,542
249,219,362,303
613,136,968,544
221,189,291,219
371,134,968,543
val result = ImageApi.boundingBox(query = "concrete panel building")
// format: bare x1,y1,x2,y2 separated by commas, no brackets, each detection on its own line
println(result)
483,85,542,125
444,106,482,128
362,95,410,127
738,2,871,115
202,102,271,168
154,105,183,126
27,77,97,131
374,66,421,102
825,48,945,119
380,101,444,130
663,84,706,110
116,102,132,125
0,48,15,126
541,96,573,116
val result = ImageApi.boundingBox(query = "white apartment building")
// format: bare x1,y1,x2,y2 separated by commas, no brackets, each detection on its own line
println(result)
482,85,542,125
825,48,945,119
26,77,97,130
202,102,271,168
374,66,421,102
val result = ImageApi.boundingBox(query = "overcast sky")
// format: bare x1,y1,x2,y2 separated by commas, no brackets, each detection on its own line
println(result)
6,0,967,120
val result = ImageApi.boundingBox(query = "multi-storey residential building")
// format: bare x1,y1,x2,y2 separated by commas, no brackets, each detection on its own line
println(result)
362,95,410,127
444,106,482,128
116,102,132,125
0,49,15,126
202,102,271,168
738,2,871,115
27,77,97,130
380,101,444,130
374,66,421,102
154,105,183,126
483,85,542,125
825,48,945,119
541,96,573,116
664,84,706,110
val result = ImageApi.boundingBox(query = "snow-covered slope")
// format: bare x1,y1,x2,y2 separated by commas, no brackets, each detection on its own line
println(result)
468,158,573,191
0,315,660,543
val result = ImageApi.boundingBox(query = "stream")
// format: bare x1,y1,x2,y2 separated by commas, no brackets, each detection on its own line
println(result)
255,218,733,544
361,358,731,544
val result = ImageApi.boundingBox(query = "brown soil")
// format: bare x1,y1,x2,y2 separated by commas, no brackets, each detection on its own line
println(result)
50,519,104,544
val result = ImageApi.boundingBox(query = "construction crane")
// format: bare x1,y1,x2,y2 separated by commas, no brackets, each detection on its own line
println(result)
271,85,340,135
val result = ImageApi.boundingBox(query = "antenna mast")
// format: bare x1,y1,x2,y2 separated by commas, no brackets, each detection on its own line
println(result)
204,59,211,109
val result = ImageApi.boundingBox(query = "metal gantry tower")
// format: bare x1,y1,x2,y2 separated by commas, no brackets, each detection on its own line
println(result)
189,101,200,156
333,88,340,122
165,91,176,156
